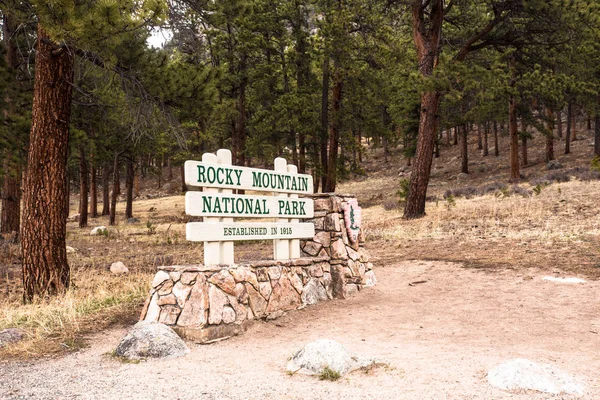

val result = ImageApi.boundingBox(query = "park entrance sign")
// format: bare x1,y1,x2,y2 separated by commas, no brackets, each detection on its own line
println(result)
184,149,315,265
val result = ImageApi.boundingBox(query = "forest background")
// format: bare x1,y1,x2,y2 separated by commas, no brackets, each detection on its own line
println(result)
1,0,600,304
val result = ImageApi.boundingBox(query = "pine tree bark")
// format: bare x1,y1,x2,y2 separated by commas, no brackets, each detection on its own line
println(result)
460,124,469,174
545,108,555,162
78,147,89,228
483,122,489,156
1,160,21,235
521,118,528,167
1,13,22,235
403,0,443,219
101,164,110,216
594,114,600,158
320,54,330,192
90,164,98,218
125,156,134,219
180,164,188,192
109,153,119,225
509,100,520,182
493,121,499,157
21,26,73,301
324,64,342,192
565,102,572,154
477,124,483,150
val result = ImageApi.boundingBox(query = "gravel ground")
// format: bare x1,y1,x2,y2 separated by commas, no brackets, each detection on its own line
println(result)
1,261,598,399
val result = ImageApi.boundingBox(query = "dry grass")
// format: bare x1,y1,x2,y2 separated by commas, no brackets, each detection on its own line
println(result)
0,268,151,358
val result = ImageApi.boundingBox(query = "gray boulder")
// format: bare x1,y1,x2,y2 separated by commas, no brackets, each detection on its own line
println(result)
287,339,372,376
0,328,25,347
487,358,584,395
115,321,189,360
547,160,563,170
110,261,129,275
90,226,108,236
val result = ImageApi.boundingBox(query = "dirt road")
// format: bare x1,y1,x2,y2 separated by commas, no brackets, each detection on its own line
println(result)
1,260,598,399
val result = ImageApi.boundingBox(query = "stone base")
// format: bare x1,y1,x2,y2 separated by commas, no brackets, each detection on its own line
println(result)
141,193,375,344
141,257,374,343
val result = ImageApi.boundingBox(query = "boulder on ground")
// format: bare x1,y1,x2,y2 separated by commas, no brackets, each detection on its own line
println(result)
0,328,25,347
546,160,563,170
90,226,108,236
286,339,372,376
66,246,77,254
110,261,129,275
67,214,80,221
127,218,140,224
487,358,585,395
115,321,189,361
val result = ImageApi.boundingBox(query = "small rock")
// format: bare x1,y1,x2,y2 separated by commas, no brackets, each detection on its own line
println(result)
547,160,563,170
286,339,373,376
126,218,140,224
68,213,80,221
66,246,77,254
90,226,108,236
110,261,129,275
0,328,26,347
363,270,377,287
115,321,189,360
487,358,584,395
457,173,469,182
162,183,172,191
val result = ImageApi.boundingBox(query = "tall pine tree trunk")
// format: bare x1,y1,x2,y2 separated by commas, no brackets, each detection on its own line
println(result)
460,124,468,174
1,13,22,236
521,118,528,167
325,64,342,192
125,156,134,219
109,153,119,225
508,56,520,182
493,121,499,157
483,122,489,156
320,54,330,192
476,124,482,150
565,102,572,154
21,26,73,301
101,164,110,216
594,114,600,157
1,160,20,235
90,164,98,218
545,108,555,162
404,0,443,219
78,147,89,228
180,164,187,192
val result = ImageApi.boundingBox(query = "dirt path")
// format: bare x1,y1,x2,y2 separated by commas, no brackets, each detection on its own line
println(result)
1,260,598,399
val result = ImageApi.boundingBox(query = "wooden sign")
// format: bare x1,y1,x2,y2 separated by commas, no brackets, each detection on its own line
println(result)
185,150,315,264
185,192,314,218
186,222,315,242
184,160,314,195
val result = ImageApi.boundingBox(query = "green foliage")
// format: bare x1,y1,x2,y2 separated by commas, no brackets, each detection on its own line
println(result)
591,156,600,172
318,366,341,381
397,178,410,205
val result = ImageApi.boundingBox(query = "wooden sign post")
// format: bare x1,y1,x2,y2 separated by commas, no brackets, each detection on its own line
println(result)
184,150,315,265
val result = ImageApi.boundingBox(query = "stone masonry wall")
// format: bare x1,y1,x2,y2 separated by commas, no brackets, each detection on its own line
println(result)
140,194,375,343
